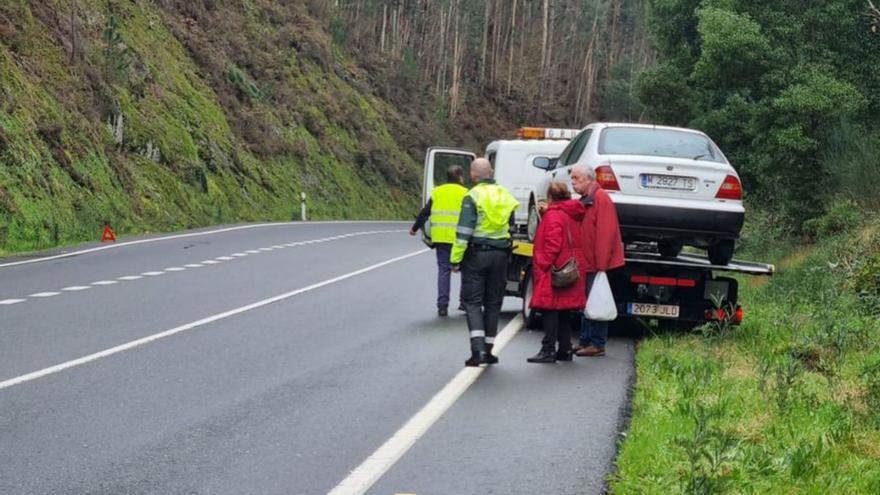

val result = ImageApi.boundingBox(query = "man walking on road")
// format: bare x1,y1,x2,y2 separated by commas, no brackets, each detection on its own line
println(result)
411,165,468,316
451,158,519,367
570,165,625,357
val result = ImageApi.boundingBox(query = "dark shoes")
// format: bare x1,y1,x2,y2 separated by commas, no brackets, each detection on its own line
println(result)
555,349,573,361
438,307,448,317
527,349,557,363
464,351,498,366
575,345,606,357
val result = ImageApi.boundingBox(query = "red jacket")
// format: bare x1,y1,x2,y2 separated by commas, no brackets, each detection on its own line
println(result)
530,200,587,310
581,184,625,273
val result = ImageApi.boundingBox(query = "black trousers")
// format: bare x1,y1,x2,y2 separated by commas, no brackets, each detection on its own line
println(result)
541,310,573,352
460,248,509,344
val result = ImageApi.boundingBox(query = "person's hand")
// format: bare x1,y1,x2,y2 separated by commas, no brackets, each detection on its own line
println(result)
409,228,417,236
537,200,548,215
451,264,460,273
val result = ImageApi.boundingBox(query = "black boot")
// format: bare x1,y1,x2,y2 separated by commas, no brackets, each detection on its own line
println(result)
484,343,499,365
555,349,573,361
527,347,557,363
438,306,448,317
465,337,488,367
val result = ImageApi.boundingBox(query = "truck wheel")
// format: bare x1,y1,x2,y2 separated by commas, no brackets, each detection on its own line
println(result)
521,269,541,329
658,239,683,258
527,202,541,242
708,240,735,265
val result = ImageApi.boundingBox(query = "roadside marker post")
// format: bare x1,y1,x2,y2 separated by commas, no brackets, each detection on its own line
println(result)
301,192,308,221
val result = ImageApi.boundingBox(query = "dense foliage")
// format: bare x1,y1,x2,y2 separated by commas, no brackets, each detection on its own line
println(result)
638,0,880,226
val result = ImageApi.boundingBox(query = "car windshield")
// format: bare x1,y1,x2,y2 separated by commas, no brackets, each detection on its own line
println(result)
598,127,724,162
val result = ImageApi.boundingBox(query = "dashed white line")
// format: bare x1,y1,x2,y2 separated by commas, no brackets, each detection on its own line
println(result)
0,248,428,391
141,271,165,276
164,267,186,272
216,256,234,261
62,286,91,292
258,247,274,252
30,292,61,298
0,299,26,305
118,275,143,281
184,264,204,268
231,253,247,257
246,250,261,254
202,260,221,265
272,245,285,249
327,315,524,495
92,280,118,286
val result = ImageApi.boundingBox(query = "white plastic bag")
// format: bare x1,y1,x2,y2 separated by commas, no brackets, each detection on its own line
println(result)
584,271,617,321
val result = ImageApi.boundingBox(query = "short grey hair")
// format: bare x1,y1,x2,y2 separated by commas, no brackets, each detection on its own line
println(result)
571,164,596,180
471,158,494,180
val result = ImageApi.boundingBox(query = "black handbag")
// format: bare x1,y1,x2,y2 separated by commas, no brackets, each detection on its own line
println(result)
551,224,580,289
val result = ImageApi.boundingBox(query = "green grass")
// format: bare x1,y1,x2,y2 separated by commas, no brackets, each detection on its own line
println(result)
610,215,880,494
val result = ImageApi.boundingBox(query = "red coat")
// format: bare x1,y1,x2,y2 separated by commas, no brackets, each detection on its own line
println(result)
530,200,587,310
581,184,625,273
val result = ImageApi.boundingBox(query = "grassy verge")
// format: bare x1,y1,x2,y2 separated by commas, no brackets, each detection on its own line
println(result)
610,213,880,493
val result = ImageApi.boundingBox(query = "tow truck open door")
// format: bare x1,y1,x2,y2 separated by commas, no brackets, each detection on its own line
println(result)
421,147,476,246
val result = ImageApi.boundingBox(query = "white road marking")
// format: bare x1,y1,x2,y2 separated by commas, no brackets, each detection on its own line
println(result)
0,221,408,269
231,253,247,257
164,267,186,272
271,245,285,249
246,250,261,254
184,264,204,268
259,247,274,252
141,271,164,276
0,299,26,305
0,249,428,391
62,286,91,292
216,256,234,261
30,292,61,298
92,280,118,286
327,315,524,495
118,275,143,281
201,260,220,265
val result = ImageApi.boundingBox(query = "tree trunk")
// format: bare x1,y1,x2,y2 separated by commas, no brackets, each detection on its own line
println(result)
506,0,517,96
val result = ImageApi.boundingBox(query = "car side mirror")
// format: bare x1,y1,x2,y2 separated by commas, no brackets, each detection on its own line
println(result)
533,157,552,170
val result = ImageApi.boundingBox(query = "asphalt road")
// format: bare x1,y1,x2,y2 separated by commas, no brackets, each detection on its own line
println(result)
0,222,634,494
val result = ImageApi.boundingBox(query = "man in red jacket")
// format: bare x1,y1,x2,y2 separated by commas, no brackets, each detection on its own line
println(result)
570,165,625,357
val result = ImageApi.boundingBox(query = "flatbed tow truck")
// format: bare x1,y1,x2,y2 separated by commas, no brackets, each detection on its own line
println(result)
508,237,774,330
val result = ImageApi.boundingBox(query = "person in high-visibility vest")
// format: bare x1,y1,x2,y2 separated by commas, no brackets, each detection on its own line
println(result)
410,165,468,316
451,158,519,367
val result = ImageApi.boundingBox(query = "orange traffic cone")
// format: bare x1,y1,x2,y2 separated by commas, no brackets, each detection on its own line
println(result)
101,223,117,242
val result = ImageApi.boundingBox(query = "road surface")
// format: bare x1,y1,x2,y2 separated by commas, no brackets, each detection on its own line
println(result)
0,222,634,494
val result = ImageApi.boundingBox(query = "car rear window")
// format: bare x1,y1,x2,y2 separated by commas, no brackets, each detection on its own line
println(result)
598,127,724,162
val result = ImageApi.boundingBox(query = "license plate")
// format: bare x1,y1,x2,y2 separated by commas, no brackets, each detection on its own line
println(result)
640,174,697,191
628,302,680,318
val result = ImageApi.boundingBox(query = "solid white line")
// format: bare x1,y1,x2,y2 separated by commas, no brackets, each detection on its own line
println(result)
118,275,143,281
62,286,91,292
0,249,429,391
30,292,60,298
327,315,524,495
0,299,26,305
164,267,186,272
0,221,409,269
92,280,118,286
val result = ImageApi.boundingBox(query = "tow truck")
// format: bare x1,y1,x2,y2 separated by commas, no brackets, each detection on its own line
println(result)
421,127,774,330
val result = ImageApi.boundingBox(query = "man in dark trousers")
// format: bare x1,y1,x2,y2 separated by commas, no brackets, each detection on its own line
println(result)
569,164,625,357
450,158,519,367
410,166,468,316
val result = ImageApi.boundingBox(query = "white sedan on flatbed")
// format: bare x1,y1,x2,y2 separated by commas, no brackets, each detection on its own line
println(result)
530,123,745,265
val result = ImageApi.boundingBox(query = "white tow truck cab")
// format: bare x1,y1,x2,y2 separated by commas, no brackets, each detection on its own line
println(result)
420,127,773,332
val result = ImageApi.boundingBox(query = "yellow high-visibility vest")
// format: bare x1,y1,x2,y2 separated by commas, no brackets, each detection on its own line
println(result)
429,183,468,244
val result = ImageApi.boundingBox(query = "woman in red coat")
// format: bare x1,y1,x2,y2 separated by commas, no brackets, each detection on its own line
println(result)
527,182,587,363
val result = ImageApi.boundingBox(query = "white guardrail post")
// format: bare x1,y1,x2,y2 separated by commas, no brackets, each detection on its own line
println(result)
300,192,307,221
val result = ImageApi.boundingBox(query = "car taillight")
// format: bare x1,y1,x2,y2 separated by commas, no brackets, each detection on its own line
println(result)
595,165,620,191
715,175,742,200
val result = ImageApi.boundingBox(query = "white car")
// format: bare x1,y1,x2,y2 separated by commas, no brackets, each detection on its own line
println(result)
530,123,745,265
421,128,577,238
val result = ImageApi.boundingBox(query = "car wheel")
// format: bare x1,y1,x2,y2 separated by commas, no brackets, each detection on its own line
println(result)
521,268,542,329
657,239,683,258
708,240,735,265
527,201,540,242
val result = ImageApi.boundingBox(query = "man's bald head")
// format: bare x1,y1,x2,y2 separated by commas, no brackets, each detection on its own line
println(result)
470,157,494,182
